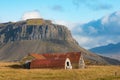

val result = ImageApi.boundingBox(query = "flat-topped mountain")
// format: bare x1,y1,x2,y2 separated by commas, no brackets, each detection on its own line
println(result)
0,19,76,43
0,19,119,65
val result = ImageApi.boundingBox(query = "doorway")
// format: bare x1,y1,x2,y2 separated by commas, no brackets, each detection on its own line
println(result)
65,58,72,69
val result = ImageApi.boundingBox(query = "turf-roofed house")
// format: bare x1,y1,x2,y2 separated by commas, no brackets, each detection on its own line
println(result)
21,52,85,69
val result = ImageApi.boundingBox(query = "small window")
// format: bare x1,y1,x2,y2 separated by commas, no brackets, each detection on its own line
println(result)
67,62,69,66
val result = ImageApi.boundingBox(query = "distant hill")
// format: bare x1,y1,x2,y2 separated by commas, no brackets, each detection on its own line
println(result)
89,43,120,61
0,19,120,65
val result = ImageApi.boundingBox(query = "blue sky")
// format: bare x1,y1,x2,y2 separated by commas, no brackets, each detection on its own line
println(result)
0,0,120,22
0,0,120,49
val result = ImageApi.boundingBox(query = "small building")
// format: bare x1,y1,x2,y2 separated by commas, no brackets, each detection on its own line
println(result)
21,52,85,69
30,58,72,69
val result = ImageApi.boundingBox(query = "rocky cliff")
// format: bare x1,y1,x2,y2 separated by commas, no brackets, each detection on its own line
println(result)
0,19,77,44
0,19,119,65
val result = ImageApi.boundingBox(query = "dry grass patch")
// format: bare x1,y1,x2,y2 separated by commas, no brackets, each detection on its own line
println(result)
0,62,120,80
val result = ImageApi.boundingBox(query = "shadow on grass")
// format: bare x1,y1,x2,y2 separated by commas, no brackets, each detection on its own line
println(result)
5,64,24,69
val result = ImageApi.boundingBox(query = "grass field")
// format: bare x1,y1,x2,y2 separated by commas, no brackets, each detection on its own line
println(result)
0,62,120,80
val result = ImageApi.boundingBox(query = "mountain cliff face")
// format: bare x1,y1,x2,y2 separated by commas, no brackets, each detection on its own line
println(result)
0,19,119,65
0,19,77,44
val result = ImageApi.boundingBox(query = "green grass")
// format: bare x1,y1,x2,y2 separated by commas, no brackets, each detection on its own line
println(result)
0,62,120,80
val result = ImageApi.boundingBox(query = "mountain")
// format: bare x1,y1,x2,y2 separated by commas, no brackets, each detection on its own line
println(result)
89,43,120,60
0,18,119,65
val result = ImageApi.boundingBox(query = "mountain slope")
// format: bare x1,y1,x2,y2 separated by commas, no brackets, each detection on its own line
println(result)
89,43,120,60
0,19,119,65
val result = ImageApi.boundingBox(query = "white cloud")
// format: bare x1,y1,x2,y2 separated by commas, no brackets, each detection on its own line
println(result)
22,10,42,20
73,36,92,44
115,10,120,16
101,15,109,25
88,26,98,34
73,35,109,49
73,35,120,49
53,20,81,30
75,27,83,33
74,36,90,44
73,35,93,49
102,11,120,25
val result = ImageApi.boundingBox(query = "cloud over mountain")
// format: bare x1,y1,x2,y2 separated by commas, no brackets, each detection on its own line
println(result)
22,10,42,20
72,11,120,49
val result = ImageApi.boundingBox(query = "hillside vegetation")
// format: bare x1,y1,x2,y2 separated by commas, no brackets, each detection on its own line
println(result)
0,62,120,80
